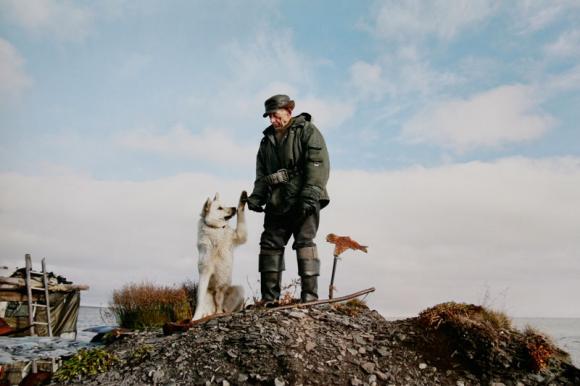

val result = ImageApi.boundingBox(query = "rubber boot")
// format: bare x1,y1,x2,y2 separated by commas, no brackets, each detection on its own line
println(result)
260,272,282,303
259,249,285,303
297,246,320,302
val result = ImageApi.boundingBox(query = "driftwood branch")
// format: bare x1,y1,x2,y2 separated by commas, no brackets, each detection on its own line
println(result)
163,287,376,335
267,287,375,312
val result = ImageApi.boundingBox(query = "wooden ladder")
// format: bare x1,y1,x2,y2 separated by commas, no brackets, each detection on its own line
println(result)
25,254,53,337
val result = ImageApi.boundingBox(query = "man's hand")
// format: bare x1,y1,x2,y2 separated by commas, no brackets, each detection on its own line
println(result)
246,194,264,213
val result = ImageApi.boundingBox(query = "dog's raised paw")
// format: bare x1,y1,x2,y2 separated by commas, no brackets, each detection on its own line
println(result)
239,191,248,209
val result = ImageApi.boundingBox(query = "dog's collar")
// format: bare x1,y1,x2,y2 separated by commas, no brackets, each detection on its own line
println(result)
204,220,226,229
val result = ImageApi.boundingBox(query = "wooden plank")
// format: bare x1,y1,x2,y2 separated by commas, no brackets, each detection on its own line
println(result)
0,277,24,286
5,360,32,385
0,280,89,292
0,291,45,302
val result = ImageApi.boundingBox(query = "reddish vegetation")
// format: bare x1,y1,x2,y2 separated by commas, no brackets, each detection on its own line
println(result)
110,281,192,329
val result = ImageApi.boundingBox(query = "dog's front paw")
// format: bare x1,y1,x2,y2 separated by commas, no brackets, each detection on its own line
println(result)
238,190,248,211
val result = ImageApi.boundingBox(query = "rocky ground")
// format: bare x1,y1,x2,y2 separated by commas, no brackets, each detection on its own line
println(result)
48,302,580,386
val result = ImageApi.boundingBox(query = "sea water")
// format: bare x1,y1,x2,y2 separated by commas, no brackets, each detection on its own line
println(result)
0,306,115,364
2,307,579,368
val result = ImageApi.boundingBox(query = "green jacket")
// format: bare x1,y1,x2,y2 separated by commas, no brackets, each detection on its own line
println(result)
250,113,330,215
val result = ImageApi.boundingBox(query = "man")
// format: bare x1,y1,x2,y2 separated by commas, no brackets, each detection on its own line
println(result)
247,94,330,303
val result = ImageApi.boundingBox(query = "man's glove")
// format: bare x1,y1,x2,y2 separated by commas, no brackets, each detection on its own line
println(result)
246,194,264,213
300,196,317,218
299,185,321,218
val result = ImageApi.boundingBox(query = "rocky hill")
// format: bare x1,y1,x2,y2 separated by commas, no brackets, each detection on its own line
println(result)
50,301,580,385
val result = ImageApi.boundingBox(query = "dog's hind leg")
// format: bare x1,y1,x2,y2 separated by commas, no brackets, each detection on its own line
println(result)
223,285,244,313
214,287,225,314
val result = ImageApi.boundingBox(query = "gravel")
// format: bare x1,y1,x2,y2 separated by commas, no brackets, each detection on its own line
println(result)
48,304,580,385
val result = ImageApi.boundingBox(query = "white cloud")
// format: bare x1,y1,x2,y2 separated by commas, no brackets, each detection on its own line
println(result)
394,56,462,97
369,0,497,41
0,171,257,306
1,156,579,317
225,28,312,91
513,0,580,33
0,0,93,41
349,61,388,101
545,29,580,58
348,52,462,104
546,64,580,92
116,124,256,167
185,26,356,131
298,98,355,131
326,157,580,317
401,85,554,152
0,38,32,103
216,27,315,116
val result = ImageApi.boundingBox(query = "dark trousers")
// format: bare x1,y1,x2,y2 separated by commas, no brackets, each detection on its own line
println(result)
259,202,321,252
258,203,321,301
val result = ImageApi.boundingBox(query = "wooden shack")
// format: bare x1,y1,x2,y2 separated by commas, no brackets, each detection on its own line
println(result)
1,255,89,385
0,254,88,338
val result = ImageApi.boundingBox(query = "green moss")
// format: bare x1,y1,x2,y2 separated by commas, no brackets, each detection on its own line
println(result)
128,344,154,365
52,348,121,383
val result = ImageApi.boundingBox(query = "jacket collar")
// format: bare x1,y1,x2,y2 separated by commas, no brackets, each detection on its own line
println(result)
262,113,311,136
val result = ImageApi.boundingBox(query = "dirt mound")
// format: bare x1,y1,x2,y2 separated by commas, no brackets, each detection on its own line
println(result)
50,302,579,385
416,302,579,384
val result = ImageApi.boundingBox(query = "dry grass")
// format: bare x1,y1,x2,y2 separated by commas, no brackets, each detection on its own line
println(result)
110,281,192,329
418,302,511,331
181,279,198,316
279,279,301,305
332,298,368,317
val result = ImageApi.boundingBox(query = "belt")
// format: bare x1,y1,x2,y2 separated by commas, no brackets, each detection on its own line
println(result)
263,168,300,185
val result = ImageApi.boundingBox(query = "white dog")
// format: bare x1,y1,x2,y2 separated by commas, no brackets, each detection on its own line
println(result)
192,191,247,320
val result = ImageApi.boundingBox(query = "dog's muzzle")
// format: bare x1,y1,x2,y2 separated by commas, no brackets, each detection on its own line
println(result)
224,208,237,220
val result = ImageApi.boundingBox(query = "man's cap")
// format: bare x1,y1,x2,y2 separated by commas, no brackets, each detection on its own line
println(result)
263,94,295,117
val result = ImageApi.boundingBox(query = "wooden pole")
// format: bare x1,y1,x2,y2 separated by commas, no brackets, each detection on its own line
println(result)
42,258,53,337
25,254,35,336
328,255,338,299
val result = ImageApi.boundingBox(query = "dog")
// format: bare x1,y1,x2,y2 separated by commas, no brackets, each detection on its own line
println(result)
192,191,247,320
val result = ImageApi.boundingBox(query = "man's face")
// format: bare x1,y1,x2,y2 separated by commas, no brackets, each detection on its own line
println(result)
268,108,292,129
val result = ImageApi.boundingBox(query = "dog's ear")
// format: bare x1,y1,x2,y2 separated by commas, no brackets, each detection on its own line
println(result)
213,192,220,201
202,197,211,216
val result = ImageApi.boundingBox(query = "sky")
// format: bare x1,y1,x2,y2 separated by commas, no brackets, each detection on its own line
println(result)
0,0,579,318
